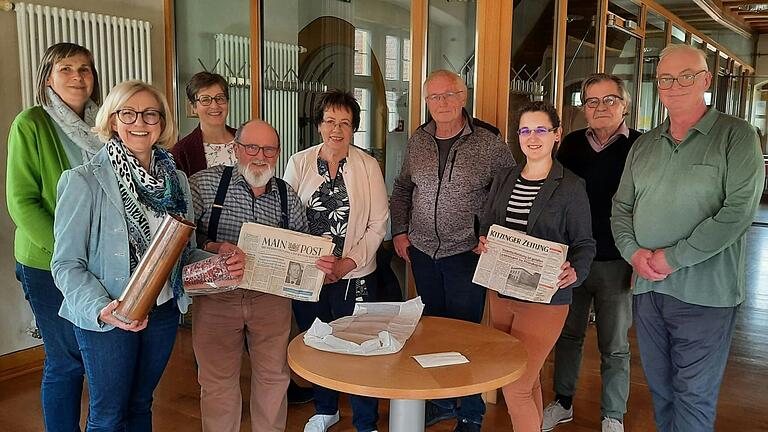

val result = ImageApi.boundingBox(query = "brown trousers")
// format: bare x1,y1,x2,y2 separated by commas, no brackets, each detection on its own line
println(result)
192,289,291,432
490,294,569,432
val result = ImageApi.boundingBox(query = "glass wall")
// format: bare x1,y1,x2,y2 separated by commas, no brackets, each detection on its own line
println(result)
507,0,556,161
427,0,477,114
638,10,666,132
671,24,686,45
691,34,705,51
753,83,767,152
174,0,251,136
730,63,742,116
716,53,730,113
704,44,717,105
700,22,753,64
604,31,639,127
561,0,597,134
609,0,640,22
261,0,411,187
604,1,641,128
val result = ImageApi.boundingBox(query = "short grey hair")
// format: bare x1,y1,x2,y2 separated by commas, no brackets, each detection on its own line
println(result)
422,69,468,95
659,44,708,71
580,73,631,108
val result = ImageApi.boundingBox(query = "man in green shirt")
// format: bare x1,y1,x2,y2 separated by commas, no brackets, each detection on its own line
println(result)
611,44,763,432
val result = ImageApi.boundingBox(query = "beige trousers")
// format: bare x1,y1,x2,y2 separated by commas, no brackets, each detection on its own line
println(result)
192,289,291,432
490,294,569,432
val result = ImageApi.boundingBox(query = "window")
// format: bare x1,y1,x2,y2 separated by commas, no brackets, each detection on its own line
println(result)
671,24,686,44
403,38,411,82
386,90,399,131
385,36,400,80
571,92,582,107
354,29,371,76
354,88,370,148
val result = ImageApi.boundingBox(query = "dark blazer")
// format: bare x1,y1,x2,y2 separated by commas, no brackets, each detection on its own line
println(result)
479,160,596,305
171,124,237,177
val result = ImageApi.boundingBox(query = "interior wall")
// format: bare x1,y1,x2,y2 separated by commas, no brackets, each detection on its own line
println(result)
0,0,166,357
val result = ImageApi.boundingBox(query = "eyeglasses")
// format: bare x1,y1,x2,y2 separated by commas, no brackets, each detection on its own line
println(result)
656,70,707,90
196,94,228,106
114,108,163,125
236,141,279,157
517,126,558,137
321,119,353,131
583,94,623,109
425,91,464,103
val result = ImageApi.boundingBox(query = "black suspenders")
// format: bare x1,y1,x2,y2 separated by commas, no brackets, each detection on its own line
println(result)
207,166,234,242
207,166,290,242
276,178,289,229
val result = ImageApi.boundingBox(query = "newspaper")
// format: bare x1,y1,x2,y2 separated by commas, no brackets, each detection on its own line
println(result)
473,224,568,303
304,297,425,356
236,222,334,301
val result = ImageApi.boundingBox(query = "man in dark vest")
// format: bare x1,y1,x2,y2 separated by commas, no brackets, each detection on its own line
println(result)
544,73,640,432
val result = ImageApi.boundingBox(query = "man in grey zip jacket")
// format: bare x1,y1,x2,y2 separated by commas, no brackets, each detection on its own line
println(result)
390,70,515,432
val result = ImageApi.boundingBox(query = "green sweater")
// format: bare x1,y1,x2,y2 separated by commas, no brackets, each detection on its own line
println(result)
611,108,764,307
6,106,71,270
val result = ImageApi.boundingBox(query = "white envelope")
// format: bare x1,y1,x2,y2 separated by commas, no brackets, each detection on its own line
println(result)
412,352,470,368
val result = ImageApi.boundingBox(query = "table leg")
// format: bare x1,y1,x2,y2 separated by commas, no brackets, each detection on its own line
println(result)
389,399,425,432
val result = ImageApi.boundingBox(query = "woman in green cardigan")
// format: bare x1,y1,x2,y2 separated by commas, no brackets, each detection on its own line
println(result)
6,42,102,432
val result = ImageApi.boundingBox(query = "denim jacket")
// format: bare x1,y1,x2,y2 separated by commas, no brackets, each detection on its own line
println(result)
52,146,208,332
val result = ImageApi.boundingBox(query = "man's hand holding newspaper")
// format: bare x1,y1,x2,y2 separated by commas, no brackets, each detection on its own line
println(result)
473,224,577,303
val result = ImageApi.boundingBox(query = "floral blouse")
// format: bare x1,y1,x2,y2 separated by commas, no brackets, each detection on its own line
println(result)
203,142,237,168
306,157,350,257
305,157,369,299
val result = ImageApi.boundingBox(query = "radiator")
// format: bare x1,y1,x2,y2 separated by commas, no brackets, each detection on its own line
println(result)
263,40,301,177
13,2,152,108
213,36,320,176
214,33,251,132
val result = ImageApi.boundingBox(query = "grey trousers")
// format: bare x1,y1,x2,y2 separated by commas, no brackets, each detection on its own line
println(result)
634,292,737,432
552,259,633,420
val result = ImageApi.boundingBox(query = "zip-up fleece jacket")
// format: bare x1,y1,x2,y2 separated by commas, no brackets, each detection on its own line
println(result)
390,110,515,259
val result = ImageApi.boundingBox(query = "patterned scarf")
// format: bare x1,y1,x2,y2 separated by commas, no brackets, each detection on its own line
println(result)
105,137,189,301
42,87,102,161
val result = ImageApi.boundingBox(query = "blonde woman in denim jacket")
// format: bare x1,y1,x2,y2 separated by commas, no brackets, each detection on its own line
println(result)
52,80,244,431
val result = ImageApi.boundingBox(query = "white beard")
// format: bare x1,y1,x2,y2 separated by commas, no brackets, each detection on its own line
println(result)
238,160,274,188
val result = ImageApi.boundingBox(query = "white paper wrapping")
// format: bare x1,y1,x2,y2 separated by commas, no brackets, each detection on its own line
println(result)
303,297,425,356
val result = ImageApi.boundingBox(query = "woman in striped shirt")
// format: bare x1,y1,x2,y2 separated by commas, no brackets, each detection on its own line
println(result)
476,101,596,432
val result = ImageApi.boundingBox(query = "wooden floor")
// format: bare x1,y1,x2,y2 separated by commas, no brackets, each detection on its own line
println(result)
2,224,768,431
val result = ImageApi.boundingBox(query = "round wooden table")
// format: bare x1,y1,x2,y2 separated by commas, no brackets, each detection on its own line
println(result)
288,316,527,432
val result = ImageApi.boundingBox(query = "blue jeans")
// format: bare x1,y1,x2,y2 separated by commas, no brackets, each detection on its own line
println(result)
293,274,380,432
634,292,737,432
16,262,84,432
74,300,179,432
409,247,486,425
553,260,632,420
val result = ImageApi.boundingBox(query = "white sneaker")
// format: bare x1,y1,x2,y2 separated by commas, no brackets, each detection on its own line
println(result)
541,401,573,431
601,417,624,432
304,411,340,432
